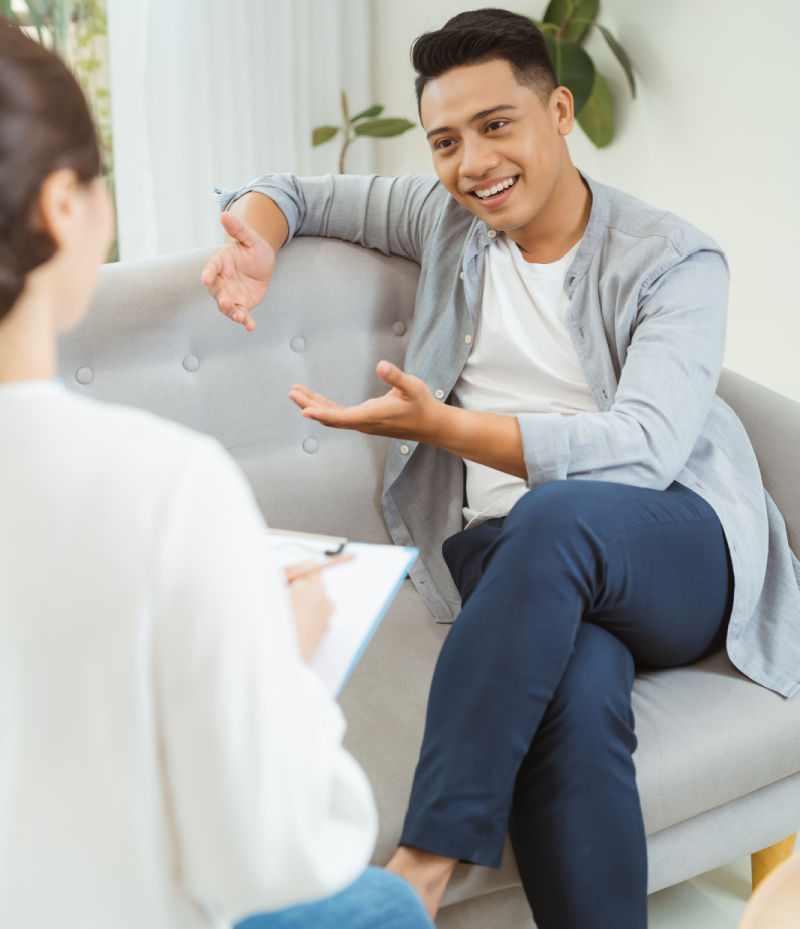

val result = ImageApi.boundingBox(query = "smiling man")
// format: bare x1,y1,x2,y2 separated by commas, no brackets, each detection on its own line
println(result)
204,9,800,929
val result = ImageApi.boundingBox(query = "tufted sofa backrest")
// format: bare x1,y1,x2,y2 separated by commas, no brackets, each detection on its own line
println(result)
58,237,420,543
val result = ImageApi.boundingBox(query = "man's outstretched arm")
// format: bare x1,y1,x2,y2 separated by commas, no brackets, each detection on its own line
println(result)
289,361,526,480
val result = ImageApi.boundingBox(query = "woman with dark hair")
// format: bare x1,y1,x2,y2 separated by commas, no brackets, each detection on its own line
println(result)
0,22,432,929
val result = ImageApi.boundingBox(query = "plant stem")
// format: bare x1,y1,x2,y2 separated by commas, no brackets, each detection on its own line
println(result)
339,90,353,174
339,138,352,175
556,0,579,39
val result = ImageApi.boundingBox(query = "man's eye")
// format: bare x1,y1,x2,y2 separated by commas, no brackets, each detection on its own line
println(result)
434,138,455,151
487,120,509,132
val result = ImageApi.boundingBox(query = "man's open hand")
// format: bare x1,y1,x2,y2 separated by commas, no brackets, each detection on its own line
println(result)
289,361,443,443
201,212,275,331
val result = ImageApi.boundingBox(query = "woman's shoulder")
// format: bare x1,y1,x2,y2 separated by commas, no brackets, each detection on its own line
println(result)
49,386,241,495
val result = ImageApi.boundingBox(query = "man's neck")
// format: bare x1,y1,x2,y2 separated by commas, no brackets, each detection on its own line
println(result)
510,168,592,264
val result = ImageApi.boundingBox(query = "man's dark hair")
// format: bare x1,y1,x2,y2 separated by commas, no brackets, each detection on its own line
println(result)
411,8,558,113
0,19,101,320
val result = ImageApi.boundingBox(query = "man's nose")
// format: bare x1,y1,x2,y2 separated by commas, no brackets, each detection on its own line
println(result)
459,136,500,179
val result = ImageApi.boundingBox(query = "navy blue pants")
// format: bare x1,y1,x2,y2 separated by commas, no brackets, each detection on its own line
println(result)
400,480,733,929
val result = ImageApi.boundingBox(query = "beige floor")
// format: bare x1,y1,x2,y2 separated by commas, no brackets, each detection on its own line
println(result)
649,835,800,929
648,854,752,928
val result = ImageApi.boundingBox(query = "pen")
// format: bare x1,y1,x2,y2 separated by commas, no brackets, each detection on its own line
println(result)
285,553,355,584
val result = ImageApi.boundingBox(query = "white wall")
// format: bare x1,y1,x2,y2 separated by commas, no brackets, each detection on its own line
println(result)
372,0,800,401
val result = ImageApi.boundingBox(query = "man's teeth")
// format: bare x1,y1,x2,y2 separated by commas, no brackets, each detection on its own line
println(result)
474,177,516,199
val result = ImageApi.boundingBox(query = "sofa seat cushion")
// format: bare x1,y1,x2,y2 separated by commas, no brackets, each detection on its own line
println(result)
632,650,800,833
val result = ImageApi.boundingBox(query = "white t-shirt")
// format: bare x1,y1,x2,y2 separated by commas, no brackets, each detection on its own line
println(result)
0,381,376,929
453,235,598,524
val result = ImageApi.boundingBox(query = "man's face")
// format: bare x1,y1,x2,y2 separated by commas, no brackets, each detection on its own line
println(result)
420,58,574,247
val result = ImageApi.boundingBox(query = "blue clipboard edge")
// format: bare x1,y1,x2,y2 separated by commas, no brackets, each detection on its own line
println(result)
335,545,418,696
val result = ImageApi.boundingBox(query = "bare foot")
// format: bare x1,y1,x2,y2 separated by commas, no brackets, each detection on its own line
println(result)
385,845,457,919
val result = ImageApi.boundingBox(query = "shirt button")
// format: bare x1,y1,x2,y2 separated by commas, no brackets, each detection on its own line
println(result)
459,271,464,280
434,389,445,399
487,229,497,238
400,444,410,455
465,334,473,345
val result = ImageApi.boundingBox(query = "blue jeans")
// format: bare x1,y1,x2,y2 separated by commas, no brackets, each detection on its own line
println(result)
401,480,733,929
235,867,433,929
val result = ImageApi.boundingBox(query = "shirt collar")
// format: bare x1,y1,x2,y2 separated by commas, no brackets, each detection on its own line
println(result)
461,170,607,286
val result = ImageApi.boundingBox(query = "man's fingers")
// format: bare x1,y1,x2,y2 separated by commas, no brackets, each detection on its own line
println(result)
288,386,311,408
301,405,342,425
288,385,329,408
376,360,406,388
228,305,255,329
220,211,262,248
200,251,223,287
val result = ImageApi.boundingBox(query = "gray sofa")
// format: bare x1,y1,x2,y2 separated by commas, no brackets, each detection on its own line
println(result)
59,237,800,927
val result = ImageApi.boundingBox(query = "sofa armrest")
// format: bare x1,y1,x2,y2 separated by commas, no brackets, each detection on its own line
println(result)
717,369,800,554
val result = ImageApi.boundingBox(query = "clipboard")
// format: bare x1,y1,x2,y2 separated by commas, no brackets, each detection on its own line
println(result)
267,530,418,695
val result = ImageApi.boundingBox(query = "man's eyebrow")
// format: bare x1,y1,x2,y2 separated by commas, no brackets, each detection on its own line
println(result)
425,104,518,140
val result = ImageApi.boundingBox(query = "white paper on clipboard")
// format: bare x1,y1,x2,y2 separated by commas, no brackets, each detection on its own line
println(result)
267,530,418,695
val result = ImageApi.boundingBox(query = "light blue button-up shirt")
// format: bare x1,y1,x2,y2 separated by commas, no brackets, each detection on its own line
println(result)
216,171,800,697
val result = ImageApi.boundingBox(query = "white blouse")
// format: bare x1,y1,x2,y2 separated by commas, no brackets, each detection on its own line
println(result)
0,381,376,929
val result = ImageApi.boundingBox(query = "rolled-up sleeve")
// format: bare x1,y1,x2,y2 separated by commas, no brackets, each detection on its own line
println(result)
215,172,445,264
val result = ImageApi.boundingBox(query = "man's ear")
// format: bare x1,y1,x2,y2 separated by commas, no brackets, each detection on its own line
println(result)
551,86,575,137
36,168,81,249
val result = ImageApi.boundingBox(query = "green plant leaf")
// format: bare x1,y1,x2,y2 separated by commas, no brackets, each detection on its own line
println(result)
312,125,340,146
21,0,46,44
533,19,558,35
350,104,384,123
577,70,614,147
545,36,595,115
543,0,599,42
0,1,19,22
595,24,636,98
353,117,416,138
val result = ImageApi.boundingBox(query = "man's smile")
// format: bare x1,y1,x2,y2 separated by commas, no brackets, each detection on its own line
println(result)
467,175,518,200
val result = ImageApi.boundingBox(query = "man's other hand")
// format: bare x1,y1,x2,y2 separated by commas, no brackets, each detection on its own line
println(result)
288,361,443,443
201,212,275,331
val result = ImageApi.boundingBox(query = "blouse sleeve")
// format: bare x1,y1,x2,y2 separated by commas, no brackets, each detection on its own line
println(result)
150,436,377,921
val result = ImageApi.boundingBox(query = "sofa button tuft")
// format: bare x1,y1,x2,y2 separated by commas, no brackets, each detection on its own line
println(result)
182,354,200,372
302,437,319,454
75,366,94,385
290,336,306,353
392,321,407,337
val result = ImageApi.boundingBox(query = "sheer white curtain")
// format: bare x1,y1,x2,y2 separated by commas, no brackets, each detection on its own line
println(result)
107,0,373,259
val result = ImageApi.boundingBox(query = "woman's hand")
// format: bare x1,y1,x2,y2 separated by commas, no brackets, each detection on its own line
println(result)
287,568,333,663
201,212,275,331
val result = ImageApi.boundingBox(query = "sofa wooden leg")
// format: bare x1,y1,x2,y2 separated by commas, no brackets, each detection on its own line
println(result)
751,833,798,890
